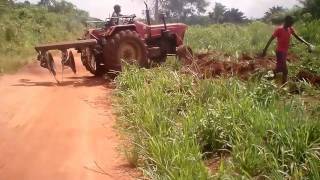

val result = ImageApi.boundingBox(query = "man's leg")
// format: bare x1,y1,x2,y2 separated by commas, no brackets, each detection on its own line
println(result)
274,51,282,75
275,51,288,84
282,67,288,83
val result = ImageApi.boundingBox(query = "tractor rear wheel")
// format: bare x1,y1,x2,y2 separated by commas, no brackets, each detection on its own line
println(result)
103,30,148,73
81,48,105,76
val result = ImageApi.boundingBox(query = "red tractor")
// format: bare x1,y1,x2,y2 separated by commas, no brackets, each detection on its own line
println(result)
35,3,188,81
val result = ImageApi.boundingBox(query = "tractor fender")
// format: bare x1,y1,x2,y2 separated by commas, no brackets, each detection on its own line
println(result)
106,25,137,37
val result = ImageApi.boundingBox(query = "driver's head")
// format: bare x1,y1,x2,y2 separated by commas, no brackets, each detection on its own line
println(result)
114,5,121,13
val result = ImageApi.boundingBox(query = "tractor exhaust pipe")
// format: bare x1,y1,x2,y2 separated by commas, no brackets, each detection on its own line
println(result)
144,1,152,39
144,2,151,25
159,13,167,31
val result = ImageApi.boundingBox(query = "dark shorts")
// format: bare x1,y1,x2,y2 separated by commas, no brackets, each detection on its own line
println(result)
275,51,288,75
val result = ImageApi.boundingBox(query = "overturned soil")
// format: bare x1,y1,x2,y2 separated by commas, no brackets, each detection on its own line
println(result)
178,49,320,86
0,55,134,180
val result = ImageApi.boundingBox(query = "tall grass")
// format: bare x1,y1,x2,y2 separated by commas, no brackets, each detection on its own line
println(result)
291,20,320,74
185,20,320,55
0,6,86,73
115,19,320,179
185,22,273,55
115,63,320,179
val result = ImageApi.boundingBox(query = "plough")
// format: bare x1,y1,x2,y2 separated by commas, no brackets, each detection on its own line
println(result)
35,39,97,83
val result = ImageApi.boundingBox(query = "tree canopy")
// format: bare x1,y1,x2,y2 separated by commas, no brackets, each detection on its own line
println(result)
299,0,320,18
209,3,247,24
262,6,286,24
155,0,209,21
38,0,56,7
263,6,285,20
224,8,247,23
37,0,88,23
209,2,226,23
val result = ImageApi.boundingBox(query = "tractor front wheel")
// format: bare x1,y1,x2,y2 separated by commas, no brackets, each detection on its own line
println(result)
103,30,148,73
81,48,105,76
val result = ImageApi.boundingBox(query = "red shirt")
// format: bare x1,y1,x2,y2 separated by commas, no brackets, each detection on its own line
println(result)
272,26,295,53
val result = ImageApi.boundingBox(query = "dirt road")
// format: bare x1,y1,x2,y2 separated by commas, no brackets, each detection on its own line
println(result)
0,55,132,180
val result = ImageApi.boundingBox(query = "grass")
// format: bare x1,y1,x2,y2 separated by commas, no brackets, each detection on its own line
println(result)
115,21,320,179
0,53,34,74
185,21,273,55
185,20,320,55
0,5,86,74
115,64,320,179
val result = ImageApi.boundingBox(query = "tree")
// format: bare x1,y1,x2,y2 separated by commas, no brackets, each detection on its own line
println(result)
263,6,286,22
154,0,159,22
23,1,31,6
223,8,247,23
209,2,226,23
299,0,320,18
50,0,75,14
38,0,56,7
150,0,166,23
160,0,209,21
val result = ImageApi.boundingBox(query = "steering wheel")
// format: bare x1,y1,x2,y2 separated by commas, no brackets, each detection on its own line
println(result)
123,14,136,24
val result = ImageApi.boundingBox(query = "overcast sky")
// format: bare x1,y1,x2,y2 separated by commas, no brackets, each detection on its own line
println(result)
23,0,300,19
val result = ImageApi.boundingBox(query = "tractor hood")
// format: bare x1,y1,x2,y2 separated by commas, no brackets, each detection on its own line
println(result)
135,21,188,46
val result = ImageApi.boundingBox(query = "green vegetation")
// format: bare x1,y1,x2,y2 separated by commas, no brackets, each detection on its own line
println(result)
185,22,273,54
186,20,320,53
115,18,320,180
299,0,320,19
0,1,319,178
0,1,88,73
185,20,320,75
116,63,320,179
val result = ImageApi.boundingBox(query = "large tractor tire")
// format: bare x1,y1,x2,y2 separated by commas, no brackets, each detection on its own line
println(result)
103,30,148,73
81,48,105,76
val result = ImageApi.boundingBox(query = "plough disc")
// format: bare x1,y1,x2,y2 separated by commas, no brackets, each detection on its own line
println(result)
42,52,57,77
62,51,76,74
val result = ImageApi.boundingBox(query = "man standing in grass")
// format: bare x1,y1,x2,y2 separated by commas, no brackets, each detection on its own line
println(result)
262,15,314,83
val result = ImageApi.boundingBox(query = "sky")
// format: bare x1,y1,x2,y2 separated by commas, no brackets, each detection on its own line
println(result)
23,0,301,20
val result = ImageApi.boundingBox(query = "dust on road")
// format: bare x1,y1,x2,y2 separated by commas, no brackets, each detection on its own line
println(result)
0,55,132,180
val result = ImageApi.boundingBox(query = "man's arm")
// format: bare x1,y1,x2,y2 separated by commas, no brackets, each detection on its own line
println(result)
292,31,311,46
111,12,117,17
292,31,315,52
262,36,275,57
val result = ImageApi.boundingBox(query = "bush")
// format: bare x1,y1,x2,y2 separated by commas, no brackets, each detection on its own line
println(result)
0,3,87,73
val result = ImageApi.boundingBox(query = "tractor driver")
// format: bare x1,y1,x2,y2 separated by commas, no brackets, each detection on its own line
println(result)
112,4,122,25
